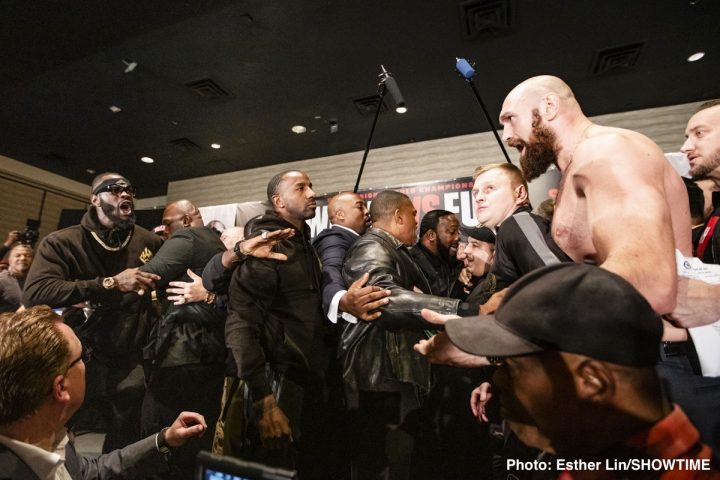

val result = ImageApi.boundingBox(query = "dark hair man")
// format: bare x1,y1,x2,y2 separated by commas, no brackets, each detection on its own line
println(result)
341,190,469,479
0,244,33,313
137,199,227,479
313,191,389,323
22,173,163,452
442,264,718,478
410,209,463,298
682,100,720,264
224,170,330,477
0,306,207,480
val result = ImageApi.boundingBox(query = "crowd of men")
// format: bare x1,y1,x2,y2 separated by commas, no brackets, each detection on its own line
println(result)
0,76,719,480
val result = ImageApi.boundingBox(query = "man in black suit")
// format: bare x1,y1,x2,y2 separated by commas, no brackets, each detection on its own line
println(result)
313,191,390,323
138,199,227,479
0,306,206,480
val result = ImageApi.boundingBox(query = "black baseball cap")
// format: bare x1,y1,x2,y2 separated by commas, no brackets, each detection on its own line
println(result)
445,263,662,367
460,225,496,244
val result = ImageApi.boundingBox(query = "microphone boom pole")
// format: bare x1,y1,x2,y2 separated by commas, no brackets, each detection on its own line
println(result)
455,58,513,164
354,65,404,193
353,80,386,193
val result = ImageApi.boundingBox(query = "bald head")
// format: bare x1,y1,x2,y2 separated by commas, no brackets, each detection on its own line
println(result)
162,200,203,236
504,76,574,107
328,192,370,235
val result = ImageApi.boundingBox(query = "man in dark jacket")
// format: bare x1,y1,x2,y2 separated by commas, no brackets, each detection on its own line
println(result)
471,163,570,309
410,209,463,299
138,200,227,479
313,191,389,323
224,170,329,477
22,173,162,452
341,191,472,479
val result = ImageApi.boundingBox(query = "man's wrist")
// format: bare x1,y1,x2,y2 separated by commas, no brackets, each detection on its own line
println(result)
155,426,171,455
101,276,118,290
233,240,251,262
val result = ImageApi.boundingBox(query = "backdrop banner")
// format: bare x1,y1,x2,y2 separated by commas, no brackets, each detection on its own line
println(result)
308,176,477,238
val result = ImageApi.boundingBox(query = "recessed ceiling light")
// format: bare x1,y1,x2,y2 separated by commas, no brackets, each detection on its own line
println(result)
396,106,408,114
211,143,221,149
291,125,307,134
314,115,322,120
86,168,96,174
141,156,154,164
687,51,705,62
109,105,122,113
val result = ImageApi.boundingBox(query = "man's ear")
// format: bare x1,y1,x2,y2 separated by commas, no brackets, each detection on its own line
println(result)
514,185,529,204
542,93,560,120
272,194,284,210
51,374,70,403
182,214,191,228
426,230,437,242
91,194,100,208
394,208,403,224
575,360,614,404
336,209,346,221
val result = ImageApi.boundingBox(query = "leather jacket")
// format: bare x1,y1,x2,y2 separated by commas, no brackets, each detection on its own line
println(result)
340,228,459,392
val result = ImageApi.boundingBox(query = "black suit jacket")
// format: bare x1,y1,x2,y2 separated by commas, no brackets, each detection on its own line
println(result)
0,435,167,480
312,225,359,319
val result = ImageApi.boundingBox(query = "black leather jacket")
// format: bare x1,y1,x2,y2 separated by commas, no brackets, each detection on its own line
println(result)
340,228,459,392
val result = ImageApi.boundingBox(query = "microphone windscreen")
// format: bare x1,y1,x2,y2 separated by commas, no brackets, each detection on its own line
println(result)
384,75,405,108
456,58,475,79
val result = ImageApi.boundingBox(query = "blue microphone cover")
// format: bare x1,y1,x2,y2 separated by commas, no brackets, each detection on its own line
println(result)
456,58,475,79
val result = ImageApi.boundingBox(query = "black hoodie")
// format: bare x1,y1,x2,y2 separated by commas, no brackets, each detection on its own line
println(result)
225,212,328,400
23,207,162,360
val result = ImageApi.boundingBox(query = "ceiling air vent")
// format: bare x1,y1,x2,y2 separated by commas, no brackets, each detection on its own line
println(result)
185,78,231,99
169,137,201,152
352,95,390,116
590,42,645,76
458,0,513,40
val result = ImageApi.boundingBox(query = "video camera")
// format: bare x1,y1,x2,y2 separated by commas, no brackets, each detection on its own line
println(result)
19,219,40,247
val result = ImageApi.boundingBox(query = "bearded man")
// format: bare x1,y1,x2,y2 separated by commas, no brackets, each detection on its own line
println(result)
410,209,464,298
23,172,163,452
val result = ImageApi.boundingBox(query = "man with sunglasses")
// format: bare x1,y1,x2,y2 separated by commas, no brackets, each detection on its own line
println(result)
23,173,163,453
0,306,208,480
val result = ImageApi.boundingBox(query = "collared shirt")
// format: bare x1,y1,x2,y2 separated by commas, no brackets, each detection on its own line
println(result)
557,405,718,480
326,224,360,324
0,431,72,480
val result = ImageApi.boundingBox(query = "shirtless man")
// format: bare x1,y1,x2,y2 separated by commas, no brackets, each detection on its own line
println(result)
416,76,718,453
500,75,691,319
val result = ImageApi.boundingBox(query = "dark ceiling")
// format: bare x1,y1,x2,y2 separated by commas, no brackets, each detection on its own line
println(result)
1,0,719,197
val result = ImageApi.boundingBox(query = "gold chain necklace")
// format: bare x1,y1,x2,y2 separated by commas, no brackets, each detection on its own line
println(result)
90,230,133,252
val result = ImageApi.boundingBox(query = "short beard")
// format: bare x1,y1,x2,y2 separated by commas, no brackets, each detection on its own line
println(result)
513,110,559,181
690,148,720,180
100,198,136,230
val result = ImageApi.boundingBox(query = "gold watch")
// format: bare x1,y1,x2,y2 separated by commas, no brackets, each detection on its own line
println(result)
102,277,117,290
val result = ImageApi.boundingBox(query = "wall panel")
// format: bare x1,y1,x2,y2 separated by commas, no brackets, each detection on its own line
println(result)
167,102,701,207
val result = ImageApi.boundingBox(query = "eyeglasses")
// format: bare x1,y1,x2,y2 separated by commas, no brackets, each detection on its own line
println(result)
65,345,92,373
95,184,137,197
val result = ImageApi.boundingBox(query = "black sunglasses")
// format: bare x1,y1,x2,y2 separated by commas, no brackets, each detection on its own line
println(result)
95,184,137,197
66,345,92,372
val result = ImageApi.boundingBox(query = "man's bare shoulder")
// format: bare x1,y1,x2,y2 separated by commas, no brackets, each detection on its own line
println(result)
571,126,665,176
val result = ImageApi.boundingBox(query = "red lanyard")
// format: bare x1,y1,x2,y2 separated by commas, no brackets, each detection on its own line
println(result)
697,215,720,260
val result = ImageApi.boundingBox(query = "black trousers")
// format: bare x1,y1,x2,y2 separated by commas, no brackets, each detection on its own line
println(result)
69,356,145,453
656,350,720,461
140,363,225,480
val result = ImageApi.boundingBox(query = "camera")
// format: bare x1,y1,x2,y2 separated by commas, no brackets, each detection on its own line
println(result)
20,219,40,247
